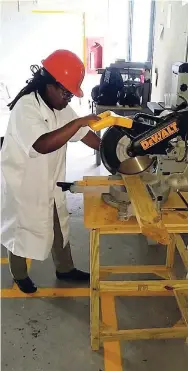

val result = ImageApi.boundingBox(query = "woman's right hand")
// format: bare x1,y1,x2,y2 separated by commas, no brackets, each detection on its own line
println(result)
78,114,101,127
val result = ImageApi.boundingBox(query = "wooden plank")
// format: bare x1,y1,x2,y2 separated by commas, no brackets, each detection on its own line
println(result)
166,235,176,268
162,193,188,231
174,234,188,270
163,192,188,208
101,295,123,371
90,229,100,350
79,177,187,191
1,287,90,298
173,319,185,327
100,225,141,234
173,290,188,327
100,265,170,280
166,271,188,328
122,175,170,245
101,291,173,297
78,176,124,187
153,270,170,279
101,226,188,234
168,227,188,233
162,217,188,233
182,192,188,201
100,280,188,294
27,259,32,267
84,192,188,232
0,257,8,264
100,327,188,342
84,192,140,231
100,265,169,275
101,225,188,234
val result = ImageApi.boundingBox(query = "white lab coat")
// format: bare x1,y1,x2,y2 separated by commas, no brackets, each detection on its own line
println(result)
1,92,89,260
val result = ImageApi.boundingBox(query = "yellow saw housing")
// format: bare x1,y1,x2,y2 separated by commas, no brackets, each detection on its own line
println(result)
88,111,133,131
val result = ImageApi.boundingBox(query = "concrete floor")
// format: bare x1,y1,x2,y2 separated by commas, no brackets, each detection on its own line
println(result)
1,142,188,371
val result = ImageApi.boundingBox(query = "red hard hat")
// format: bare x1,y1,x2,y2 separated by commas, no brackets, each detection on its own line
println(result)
42,50,85,97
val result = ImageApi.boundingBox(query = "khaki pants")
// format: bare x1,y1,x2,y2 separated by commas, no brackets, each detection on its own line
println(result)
8,204,74,280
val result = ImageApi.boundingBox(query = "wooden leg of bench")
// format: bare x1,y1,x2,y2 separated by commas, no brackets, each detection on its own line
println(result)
90,229,100,350
166,235,176,269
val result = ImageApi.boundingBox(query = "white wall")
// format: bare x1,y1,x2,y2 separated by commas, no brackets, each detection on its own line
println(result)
152,0,188,101
0,0,131,116
0,1,84,98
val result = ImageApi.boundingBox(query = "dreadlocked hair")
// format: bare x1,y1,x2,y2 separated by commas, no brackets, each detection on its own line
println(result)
8,65,57,110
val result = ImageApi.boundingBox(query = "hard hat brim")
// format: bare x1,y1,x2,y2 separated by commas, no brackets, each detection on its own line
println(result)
75,87,84,98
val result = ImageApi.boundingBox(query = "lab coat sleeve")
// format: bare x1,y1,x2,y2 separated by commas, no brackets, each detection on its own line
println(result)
11,99,49,158
70,125,89,142
64,105,89,142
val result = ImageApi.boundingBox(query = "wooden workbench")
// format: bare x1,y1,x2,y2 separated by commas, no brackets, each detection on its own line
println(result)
84,191,188,234
83,176,188,350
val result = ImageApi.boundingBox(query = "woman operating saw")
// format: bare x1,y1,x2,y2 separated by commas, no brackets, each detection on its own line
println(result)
1,49,101,294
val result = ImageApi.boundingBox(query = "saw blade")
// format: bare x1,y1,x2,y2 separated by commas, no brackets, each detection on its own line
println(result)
100,126,125,174
100,126,155,175
118,156,155,175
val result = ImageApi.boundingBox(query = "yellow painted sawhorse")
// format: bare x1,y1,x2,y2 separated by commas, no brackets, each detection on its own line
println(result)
83,175,188,350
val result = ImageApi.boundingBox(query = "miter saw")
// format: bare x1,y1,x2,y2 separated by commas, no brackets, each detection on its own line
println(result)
58,100,188,220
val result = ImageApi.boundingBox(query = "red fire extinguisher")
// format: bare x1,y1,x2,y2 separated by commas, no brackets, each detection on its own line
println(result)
90,42,102,70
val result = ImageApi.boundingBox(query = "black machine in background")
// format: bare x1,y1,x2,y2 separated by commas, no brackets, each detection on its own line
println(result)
91,67,124,106
118,82,141,107
91,61,152,108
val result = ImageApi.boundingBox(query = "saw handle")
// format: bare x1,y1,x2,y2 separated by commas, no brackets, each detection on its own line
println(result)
89,116,115,131
89,111,133,131
88,111,111,131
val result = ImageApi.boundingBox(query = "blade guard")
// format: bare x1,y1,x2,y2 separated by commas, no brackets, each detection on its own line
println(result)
100,125,156,175
88,111,133,131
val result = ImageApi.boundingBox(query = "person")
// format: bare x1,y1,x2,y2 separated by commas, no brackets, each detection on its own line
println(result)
1,49,101,294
